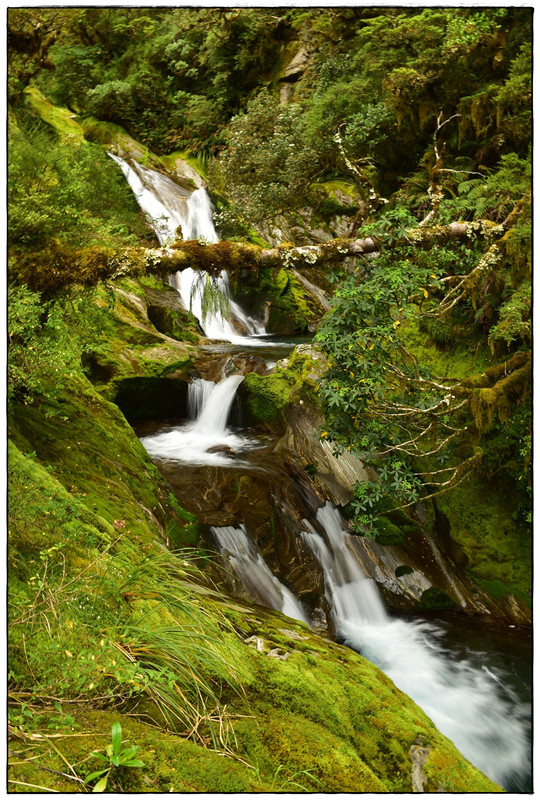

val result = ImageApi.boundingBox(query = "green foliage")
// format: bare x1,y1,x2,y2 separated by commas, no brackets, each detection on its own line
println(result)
316,221,530,530
8,284,115,406
488,280,531,351
457,153,531,222
84,722,145,792
213,90,318,223
8,112,150,250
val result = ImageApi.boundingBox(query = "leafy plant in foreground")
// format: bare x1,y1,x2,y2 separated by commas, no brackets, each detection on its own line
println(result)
84,722,144,793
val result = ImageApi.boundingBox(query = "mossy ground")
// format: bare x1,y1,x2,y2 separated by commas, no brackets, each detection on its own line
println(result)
24,86,87,144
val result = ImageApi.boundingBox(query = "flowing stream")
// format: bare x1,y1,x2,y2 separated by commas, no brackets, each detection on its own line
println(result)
210,524,308,624
117,157,531,792
110,155,271,344
302,503,531,791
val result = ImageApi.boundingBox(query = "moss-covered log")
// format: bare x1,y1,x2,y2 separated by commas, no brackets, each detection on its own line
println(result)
9,219,509,295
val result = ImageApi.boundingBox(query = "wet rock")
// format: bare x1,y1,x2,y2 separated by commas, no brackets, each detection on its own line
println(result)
275,400,369,506
206,444,236,456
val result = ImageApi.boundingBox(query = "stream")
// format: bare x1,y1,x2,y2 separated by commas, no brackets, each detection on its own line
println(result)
114,155,532,792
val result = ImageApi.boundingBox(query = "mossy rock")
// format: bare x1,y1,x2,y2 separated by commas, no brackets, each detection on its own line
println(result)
24,86,87,144
418,587,458,611
372,516,406,546
434,476,531,609
241,372,295,423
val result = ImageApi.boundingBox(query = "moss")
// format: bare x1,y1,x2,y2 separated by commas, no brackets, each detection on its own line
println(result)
400,319,492,381
160,148,209,180
434,475,531,607
372,516,406,545
24,87,87,144
418,587,458,611
8,373,194,547
242,372,295,423
395,564,414,578
171,239,261,277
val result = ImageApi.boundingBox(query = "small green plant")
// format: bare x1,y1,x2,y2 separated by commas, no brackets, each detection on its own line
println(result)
85,722,144,793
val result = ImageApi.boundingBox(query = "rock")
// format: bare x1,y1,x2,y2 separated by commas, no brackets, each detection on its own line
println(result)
169,157,206,191
282,46,310,81
206,445,236,456
279,628,309,641
409,742,432,792
279,84,294,104
244,635,265,652
267,648,289,661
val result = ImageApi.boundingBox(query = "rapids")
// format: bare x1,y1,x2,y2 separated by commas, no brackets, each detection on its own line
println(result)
116,155,531,792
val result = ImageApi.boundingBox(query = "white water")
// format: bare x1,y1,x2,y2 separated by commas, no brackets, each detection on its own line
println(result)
141,374,254,466
111,154,271,343
109,153,190,245
169,267,267,343
211,524,308,624
188,377,215,419
301,502,529,790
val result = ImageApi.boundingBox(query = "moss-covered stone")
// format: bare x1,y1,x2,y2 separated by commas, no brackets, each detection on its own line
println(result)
417,586,458,611
372,516,407,546
434,476,531,611
24,86,87,144
242,372,294,423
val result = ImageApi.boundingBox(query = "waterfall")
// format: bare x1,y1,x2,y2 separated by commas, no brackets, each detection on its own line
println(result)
140,374,253,466
169,268,266,342
110,154,270,343
188,377,215,419
108,153,190,244
300,502,530,790
211,524,308,624
194,374,244,438
184,187,219,242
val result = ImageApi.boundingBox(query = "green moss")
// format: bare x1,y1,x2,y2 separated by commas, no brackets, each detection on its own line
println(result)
8,373,193,547
418,587,458,611
395,565,414,578
435,476,531,607
400,320,492,380
24,87,87,144
242,372,295,422
372,516,406,545
160,148,209,180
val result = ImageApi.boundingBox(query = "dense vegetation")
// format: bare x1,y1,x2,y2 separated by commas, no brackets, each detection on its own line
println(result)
9,5,531,530
8,7,531,793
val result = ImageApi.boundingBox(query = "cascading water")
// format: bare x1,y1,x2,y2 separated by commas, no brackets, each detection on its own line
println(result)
140,374,253,466
301,502,530,791
111,154,269,343
121,155,531,793
211,524,308,624
169,268,266,342
108,153,190,244
187,377,215,419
